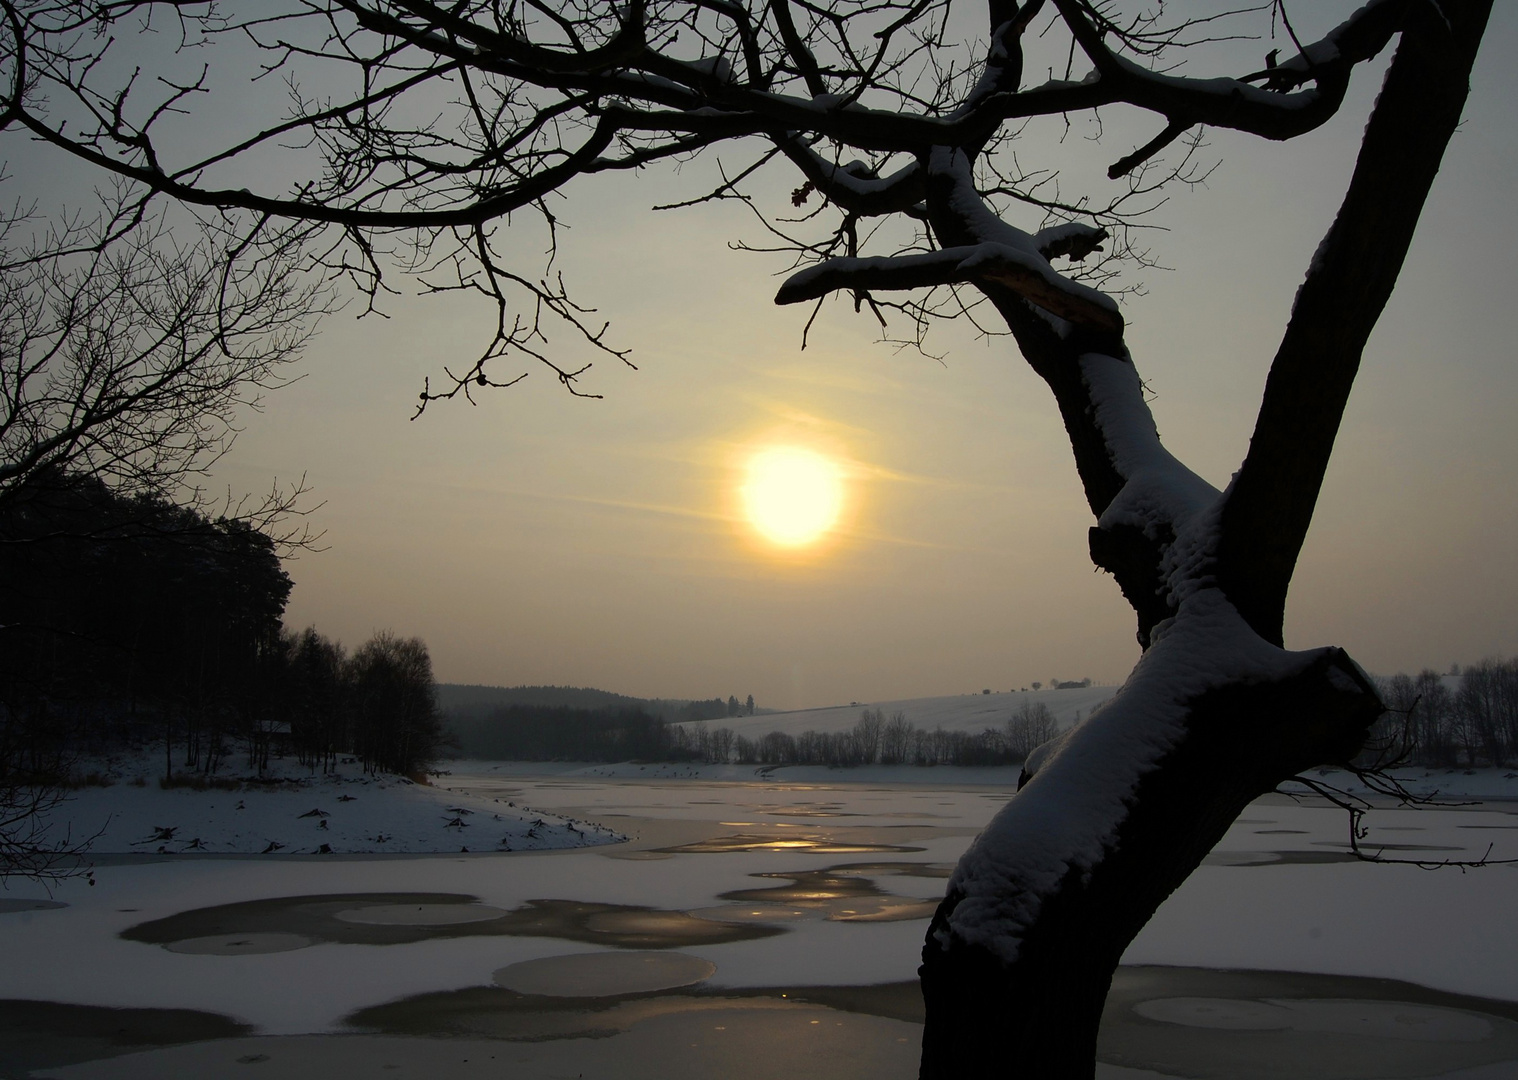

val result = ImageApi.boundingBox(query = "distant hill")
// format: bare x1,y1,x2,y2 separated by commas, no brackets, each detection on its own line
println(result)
437,684,650,718
437,683,777,760
678,685,1117,740
436,684,775,723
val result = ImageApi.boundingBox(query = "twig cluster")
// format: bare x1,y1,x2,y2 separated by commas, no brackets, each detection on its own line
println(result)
0,1,1405,401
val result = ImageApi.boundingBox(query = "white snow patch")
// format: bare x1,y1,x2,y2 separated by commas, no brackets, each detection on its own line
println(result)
32,751,622,857
1,767,1514,1035
1081,351,1220,539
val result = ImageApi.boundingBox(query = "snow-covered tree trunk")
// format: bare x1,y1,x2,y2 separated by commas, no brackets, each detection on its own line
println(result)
4,0,1493,1071
919,621,1381,1076
914,4,1491,1075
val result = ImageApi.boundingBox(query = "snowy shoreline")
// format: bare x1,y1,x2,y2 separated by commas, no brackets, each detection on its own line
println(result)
5,763,1518,1079
442,758,1518,800
34,752,624,857
30,754,1518,868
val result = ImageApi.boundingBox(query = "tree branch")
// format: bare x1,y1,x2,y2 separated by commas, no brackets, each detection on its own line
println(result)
1216,0,1494,646
775,242,1123,334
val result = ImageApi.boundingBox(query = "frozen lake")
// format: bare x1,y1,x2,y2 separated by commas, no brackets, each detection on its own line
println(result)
3,765,1517,1078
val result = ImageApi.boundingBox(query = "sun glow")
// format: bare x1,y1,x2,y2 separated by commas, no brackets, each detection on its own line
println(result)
742,446,845,548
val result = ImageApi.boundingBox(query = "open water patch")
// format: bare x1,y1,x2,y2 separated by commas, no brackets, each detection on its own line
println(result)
493,951,716,997
0,999,250,1075
122,892,780,952
704,862,947,923
656,834,923,854
1102,966,1518,1079
334,903,509,926
1134,996,1492,1041
1203,849,1361,867
162,932,313,955
343,978,926,1043
24,966,1504,1078
0,898,67,913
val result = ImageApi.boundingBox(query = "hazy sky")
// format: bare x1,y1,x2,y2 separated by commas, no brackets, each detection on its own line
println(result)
28,5,1518,709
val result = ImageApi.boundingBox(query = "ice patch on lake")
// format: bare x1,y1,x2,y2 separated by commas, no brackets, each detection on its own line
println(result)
493,951,716,997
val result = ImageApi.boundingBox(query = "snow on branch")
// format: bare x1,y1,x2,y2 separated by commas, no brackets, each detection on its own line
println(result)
775,243,1122,334
1051,0,1406,177
1032,222,1108,262
774,142,925,217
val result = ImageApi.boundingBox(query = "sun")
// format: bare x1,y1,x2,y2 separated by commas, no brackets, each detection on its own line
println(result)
742,446,845,548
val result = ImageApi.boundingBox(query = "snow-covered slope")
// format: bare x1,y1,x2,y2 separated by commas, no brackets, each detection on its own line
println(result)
37,753,622,856
678,685,1117,740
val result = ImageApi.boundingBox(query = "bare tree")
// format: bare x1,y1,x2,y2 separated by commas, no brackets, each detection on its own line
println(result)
1455,658,1518,767
0,185,327,537
879,710,913,766
348,631,442,776
0,739,97,887
1006,700,1057,761
1,0,1496,1072
0,184,328,883
853,707,884,764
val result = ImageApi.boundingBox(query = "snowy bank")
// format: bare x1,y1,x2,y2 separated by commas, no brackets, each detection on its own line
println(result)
32,752,623,857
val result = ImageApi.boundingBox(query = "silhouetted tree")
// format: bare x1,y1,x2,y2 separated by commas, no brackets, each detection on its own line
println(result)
1456,659,1518,767
4,1,1495,1070
348,632,442,776
853,709,884,765
0,188,322,539
284,628,350,774
881,712,913,766
0,470,292,875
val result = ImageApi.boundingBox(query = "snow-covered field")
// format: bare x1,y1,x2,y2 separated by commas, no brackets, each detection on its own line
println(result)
3,758,1516,1079
32,752,618,856
678,684,1116,739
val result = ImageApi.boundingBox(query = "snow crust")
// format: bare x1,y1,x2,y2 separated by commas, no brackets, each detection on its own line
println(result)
929,146,1042,255
790,144,920,201
927,148,1119,329
1080,351,1220,541
940,588,1324,964
952,17,1017,116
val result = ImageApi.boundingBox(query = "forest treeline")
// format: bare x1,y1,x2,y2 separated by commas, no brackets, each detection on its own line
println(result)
451,660,1518,771
439,685,758,724
7,474,1511,781
0,472,442,782
449,700,1064,768
673,702,1063,767
1364,661,1518,768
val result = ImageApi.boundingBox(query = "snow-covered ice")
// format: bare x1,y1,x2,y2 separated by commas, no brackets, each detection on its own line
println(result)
2,757,1515,1078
